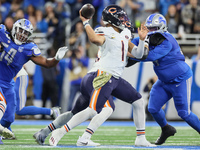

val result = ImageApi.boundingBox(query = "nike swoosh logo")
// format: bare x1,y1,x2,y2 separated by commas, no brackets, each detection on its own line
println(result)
80,142,88,145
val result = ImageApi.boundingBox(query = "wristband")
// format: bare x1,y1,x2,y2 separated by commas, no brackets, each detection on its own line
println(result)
83,20,90,28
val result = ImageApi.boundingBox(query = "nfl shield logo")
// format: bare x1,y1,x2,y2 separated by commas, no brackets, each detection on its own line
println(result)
18,47,24,52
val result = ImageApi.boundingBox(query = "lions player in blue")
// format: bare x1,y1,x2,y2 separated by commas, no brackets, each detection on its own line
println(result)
0,19,68,141
129,13,200,145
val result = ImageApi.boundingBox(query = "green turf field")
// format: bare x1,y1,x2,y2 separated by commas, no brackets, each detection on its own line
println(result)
1,124,200,150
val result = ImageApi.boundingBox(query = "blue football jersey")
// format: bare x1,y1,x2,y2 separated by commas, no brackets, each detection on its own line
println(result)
0,24,41,87
131,32,192,83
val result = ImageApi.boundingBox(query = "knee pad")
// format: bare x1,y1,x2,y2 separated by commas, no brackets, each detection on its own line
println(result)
148,107,157,114
177,110,189,120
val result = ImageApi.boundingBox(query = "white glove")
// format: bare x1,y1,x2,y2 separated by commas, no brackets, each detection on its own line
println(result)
55,46,68,60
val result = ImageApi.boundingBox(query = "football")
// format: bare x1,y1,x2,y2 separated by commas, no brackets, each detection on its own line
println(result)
81,3,95,19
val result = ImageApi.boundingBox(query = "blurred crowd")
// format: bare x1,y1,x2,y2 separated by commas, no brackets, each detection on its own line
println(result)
1,0,200,58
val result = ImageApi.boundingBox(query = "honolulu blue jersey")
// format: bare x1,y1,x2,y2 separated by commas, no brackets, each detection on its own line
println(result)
0,24,41,87
131,32,192,83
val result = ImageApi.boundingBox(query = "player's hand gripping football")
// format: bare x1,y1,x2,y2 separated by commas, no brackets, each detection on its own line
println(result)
138,24,149,41
55,46,68,61
79,9,90,22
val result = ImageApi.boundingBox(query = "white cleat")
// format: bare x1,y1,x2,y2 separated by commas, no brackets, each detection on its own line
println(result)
135,135,156,147
49,128,65,146
0,125,15,139
76,136,100,146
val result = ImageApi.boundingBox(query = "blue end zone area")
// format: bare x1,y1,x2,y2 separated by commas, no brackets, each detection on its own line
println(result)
13,120,189,127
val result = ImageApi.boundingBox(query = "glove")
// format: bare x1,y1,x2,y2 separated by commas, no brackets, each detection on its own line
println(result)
55,46,68,60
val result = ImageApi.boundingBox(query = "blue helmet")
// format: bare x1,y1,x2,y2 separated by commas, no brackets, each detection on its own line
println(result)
11,19,33,45
145,13,167,35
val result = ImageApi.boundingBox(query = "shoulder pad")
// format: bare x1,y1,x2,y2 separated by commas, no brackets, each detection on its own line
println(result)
0,24,6,30
32,46,41,56
149,33,166,46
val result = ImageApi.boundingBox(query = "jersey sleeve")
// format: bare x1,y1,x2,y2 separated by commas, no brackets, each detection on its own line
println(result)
94,27,105,35
31,44,41,56
0,24,6,42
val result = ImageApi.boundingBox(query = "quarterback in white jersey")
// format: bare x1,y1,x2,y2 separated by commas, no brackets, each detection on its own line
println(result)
39,4,155,147
95,27,131,78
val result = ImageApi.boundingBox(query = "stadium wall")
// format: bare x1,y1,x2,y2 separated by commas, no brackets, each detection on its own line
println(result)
26,58,200,120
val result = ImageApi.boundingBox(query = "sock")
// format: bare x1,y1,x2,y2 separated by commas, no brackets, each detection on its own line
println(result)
43,111,73,136
67,107,97,130
132,99,146,135
82,107,113,139
0,100,6,120
16,106,51,116
183,112,200,133
82,128,94,139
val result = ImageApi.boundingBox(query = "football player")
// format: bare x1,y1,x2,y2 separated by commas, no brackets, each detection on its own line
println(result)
40,4,154,147
129,13,200,145
0,18,68,143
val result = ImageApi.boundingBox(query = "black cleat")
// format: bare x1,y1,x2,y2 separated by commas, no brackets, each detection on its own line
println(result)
155,124,177,145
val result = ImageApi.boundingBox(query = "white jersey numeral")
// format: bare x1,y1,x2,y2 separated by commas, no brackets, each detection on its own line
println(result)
0,48,17,65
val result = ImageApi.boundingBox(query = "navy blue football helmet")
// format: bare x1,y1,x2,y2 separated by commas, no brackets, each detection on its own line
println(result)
102,5,131,31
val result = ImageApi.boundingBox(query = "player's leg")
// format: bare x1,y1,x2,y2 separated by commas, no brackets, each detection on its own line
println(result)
33,72,95,145
0,86,15,139
173,77,200,133
33,94,88,145
15,75,59,117
112,78,154,147
148,80,176,145
77,99,114,146
49,74,117,146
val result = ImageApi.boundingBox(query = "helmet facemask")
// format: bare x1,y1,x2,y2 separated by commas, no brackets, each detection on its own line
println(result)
102,5,130,31
145,13,167,35
11,19,33,45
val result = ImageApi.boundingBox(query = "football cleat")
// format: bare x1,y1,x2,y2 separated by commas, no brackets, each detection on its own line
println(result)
2,135,16,140
49,128,65,146
0,125,15,139
0,136,3,144
155,124,177,145
76,136,100,146
51,107,61,119
33,129,47,145
135,135,156,147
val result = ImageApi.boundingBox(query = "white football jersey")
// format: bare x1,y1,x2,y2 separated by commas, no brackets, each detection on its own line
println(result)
94,26,131,78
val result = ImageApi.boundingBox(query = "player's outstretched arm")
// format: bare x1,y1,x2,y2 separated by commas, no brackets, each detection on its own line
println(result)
79,9,105,46
128,24,149,59
30,46,68,68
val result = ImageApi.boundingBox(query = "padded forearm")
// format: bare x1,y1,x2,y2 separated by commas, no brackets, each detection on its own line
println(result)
131,39,145,59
